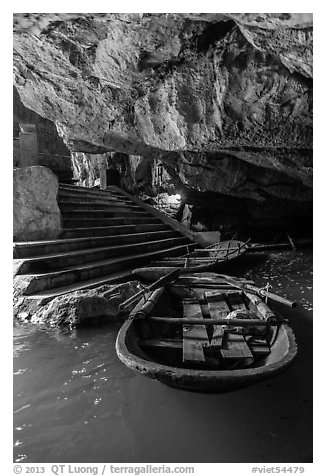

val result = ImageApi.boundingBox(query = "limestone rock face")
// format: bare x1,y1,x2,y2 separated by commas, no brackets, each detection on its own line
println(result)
13,13,313,233
71,152,108,187
13,166,62,241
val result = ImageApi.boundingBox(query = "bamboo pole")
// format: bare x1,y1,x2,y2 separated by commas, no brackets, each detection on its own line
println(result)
131,287,165,319
140,316,278,326
215,275,297,308
244,292,276,322
119,268,181,310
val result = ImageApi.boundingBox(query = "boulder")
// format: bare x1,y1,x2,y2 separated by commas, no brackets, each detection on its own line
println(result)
28,281,143,328
13,166,62,241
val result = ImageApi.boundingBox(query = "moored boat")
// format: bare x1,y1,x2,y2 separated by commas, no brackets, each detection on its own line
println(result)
116,273,297,392
133,239,249,281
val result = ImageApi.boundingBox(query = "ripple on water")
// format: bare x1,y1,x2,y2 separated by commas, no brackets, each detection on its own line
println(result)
14,454,27,463
13,369,28,375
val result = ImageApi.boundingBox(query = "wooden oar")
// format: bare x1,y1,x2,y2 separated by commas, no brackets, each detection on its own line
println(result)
119,267,181,311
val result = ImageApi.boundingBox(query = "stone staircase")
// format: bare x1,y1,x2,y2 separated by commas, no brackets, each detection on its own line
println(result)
14,184,198,304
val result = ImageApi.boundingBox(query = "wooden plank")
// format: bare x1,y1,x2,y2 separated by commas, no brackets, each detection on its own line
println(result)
205,291,230,347
220,334,253,359
247,337,271,356
215,291,253,358
182,299,209,363
249,346,271,356
139,339,183,350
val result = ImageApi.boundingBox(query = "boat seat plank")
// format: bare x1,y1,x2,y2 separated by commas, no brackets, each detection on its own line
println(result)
217,290,253,359
249,344,271,356
247,338,271,356
220,334,253,359
205,291,253,359
182,299,209,363
139,339,183,350
205,291,230,347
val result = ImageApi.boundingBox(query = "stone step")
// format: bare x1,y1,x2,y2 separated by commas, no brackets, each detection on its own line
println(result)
61,223,170,238
62,216,161,228
13,229,179,258
16,236,191,274
59,184,126,199
58,189,132,204
22,243,196,295
24,270,133,305
60,208,151,219
58,199,141,210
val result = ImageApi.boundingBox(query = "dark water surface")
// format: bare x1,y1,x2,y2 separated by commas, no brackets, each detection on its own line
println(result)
13,250,313,463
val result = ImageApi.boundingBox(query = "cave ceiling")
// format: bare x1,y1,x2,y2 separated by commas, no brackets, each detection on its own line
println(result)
13,13,313,219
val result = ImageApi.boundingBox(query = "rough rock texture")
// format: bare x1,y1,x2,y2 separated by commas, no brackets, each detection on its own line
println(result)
13,166,62,241
13,85,70,158
13,13,313,235
14,281,142,328
71,151,108,187
14,86,73,183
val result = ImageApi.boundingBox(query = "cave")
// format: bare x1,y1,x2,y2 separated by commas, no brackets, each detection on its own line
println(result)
13,13,313,464
13,13,312,242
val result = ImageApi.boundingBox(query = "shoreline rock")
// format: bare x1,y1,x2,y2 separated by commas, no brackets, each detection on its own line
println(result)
14,281,143,329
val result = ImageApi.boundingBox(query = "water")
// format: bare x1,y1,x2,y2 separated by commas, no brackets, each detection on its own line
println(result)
13,250,313,463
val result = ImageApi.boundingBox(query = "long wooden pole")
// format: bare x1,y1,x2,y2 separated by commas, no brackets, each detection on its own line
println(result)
139,316,278,326
173,275,296,308
247,284,296,308
211,275,297,308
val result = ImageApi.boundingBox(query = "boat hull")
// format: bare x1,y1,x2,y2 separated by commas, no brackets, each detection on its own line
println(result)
116,317,297,393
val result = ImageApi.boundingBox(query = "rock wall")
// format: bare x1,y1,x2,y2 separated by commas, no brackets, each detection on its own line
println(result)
14,86,73,182
71,151,176,196
13,166,62,241
13,13,313,236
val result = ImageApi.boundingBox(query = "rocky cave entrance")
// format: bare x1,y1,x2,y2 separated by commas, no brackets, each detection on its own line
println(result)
13,13,313,244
